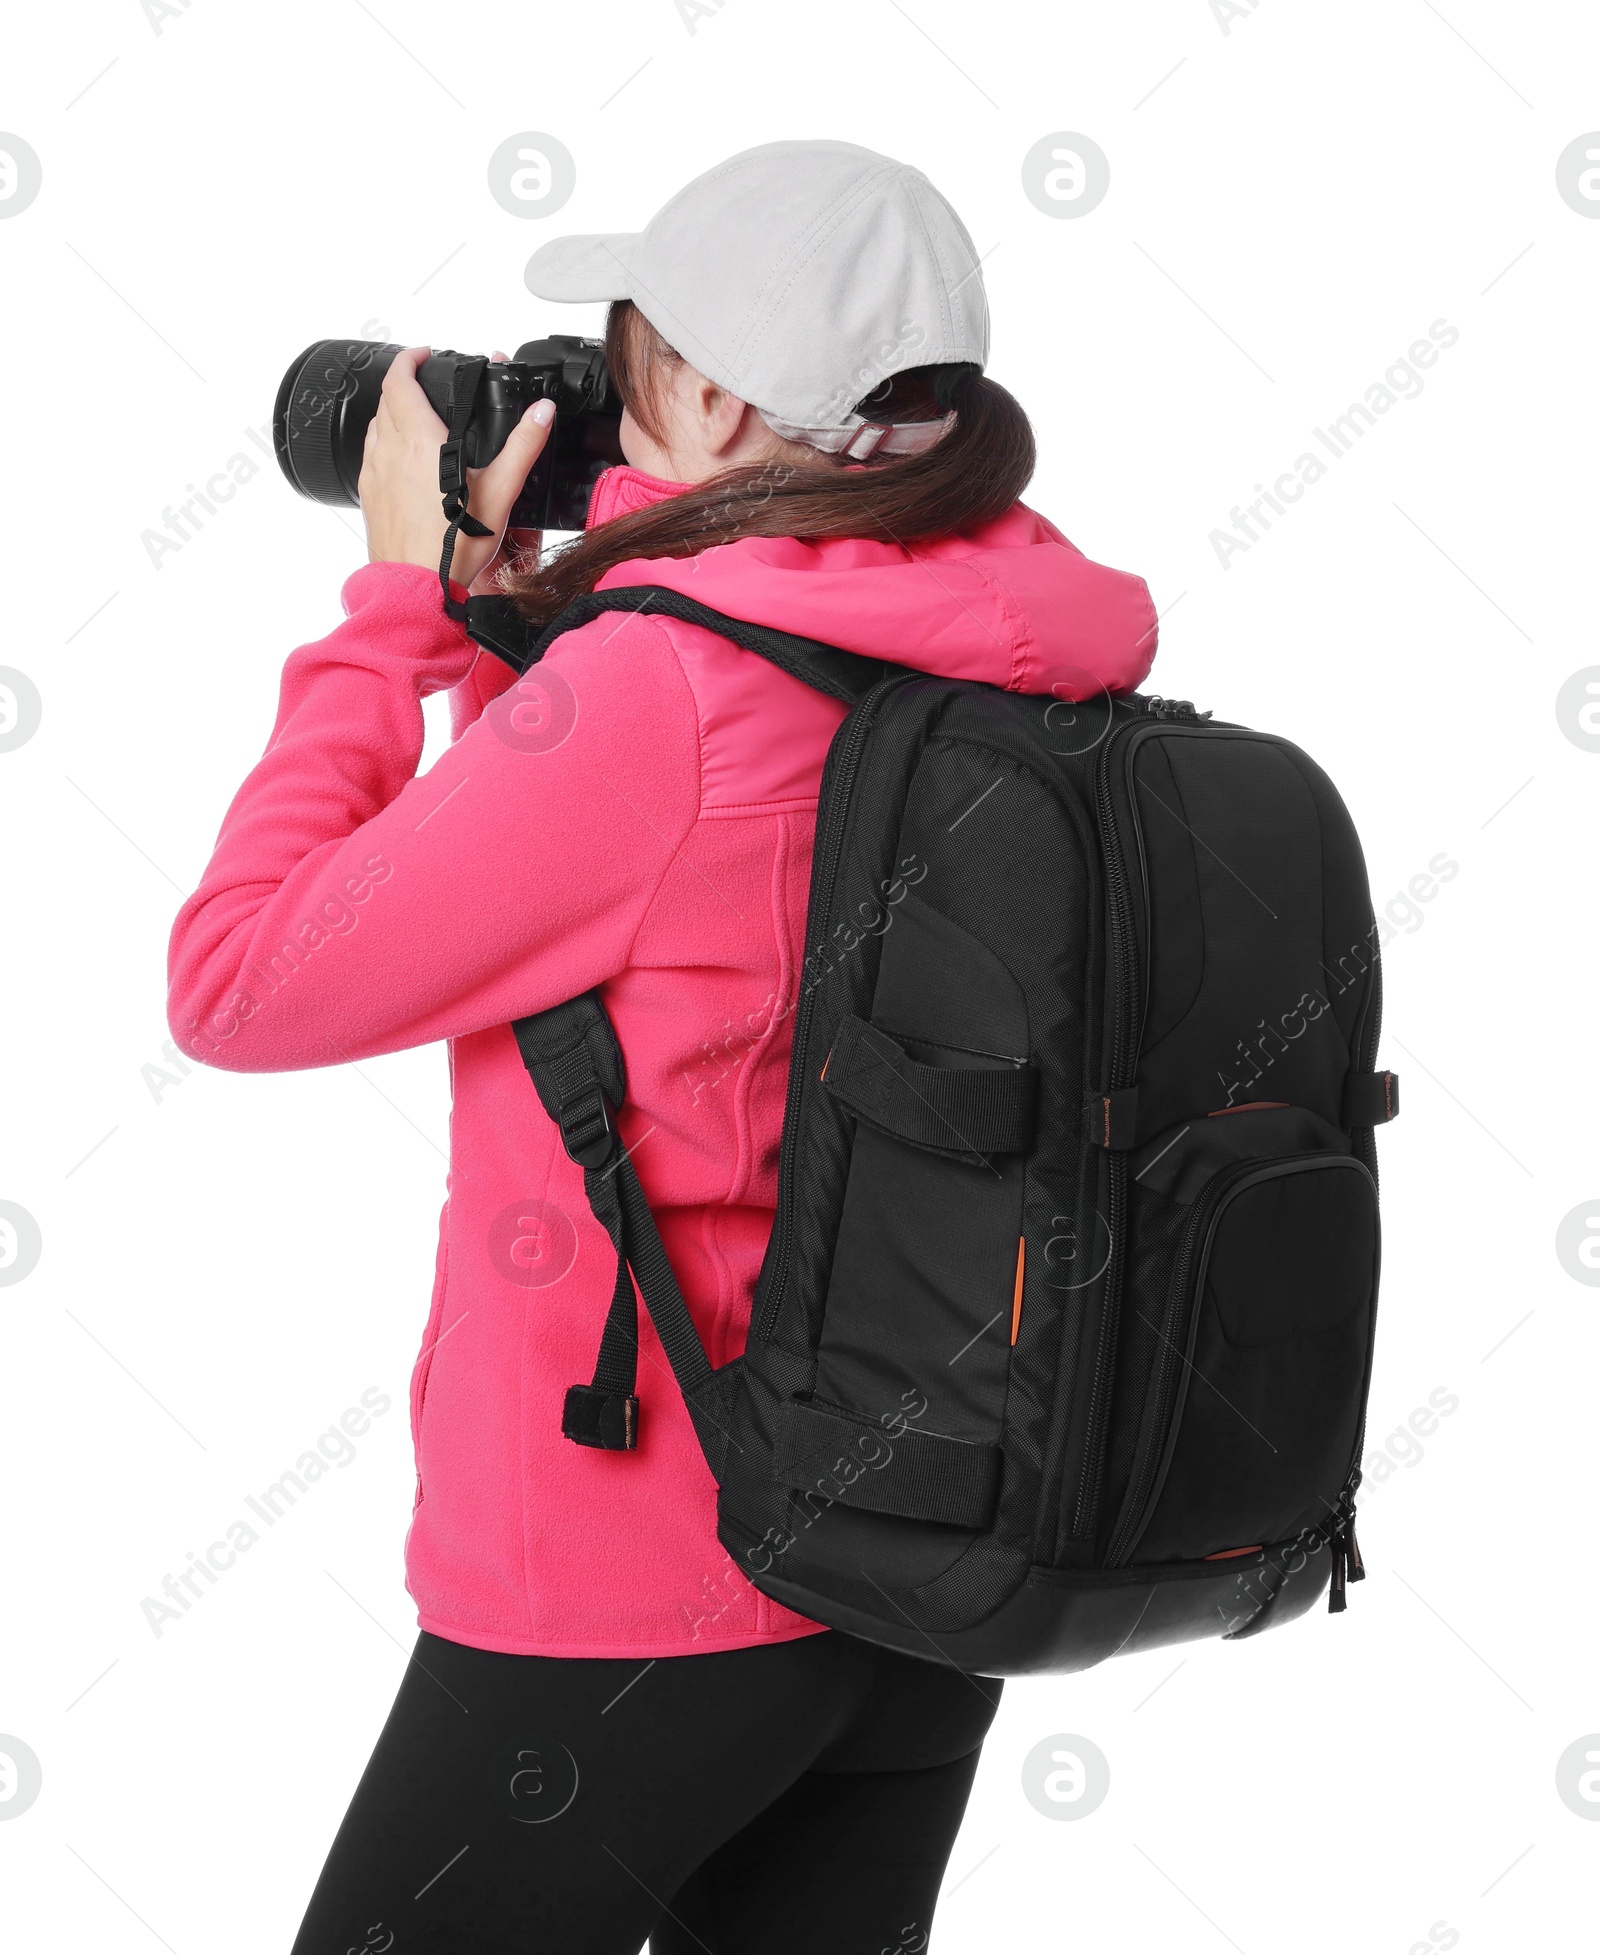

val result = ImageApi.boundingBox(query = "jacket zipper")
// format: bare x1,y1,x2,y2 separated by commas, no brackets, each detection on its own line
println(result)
1105,1150,1376,1569
752,676,909,1345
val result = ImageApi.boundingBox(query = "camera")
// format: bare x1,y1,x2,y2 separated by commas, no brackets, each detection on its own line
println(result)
272,336,625,533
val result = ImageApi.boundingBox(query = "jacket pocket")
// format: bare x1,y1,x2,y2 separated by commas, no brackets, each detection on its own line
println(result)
1108,1148,1378,1564
408,1224,451,1504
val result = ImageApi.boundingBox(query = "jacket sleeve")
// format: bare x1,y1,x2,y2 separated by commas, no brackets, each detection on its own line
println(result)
166,561,701,1071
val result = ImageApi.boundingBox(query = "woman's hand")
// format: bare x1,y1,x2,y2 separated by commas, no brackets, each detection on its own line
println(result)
358,347,555,590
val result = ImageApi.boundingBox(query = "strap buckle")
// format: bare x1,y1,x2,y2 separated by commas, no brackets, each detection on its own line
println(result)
436,356,493,611
439,441,468,503
553,1084,616,1170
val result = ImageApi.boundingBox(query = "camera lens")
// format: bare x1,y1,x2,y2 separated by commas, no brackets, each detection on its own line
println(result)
273,339,401,506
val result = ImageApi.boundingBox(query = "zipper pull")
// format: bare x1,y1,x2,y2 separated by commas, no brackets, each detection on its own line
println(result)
1326,1514,1365,1613
1324,1469,1364,1613
1344,1517,1365,1584
1142,695,1213,724
1328,1529,1348,1613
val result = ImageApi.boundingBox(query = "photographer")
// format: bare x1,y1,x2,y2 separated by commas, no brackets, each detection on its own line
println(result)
168,140,1157,1953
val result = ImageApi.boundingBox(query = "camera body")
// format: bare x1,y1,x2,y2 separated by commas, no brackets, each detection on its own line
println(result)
273,335,625,533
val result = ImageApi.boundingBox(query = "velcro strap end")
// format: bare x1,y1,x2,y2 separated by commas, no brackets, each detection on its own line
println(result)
562,1386,639,1450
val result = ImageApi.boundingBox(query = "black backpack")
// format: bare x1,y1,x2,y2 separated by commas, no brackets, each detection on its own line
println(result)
487,587,1399,1677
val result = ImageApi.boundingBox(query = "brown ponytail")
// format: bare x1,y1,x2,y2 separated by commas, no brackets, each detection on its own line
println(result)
499,300,1036,633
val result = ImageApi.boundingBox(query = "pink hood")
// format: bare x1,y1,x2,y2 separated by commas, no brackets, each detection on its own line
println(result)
168,468,1157,1659
588,464,1158,694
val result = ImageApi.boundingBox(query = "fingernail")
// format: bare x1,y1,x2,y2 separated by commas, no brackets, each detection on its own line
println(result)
530,399,556,426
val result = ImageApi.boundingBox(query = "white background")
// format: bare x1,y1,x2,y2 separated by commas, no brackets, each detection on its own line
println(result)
3,2,1598,1949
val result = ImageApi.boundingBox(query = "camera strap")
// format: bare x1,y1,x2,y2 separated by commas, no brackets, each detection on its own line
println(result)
436,355,494,622
430,354,547,668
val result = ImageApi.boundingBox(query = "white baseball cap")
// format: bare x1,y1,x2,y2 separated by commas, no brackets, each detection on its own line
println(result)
524,140,989,460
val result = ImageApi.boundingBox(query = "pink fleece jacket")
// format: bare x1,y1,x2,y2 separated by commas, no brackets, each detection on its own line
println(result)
167,466,1157,1657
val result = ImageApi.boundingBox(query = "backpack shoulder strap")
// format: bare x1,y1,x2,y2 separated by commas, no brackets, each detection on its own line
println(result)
511,991,737,1481
465,584,914,705
496,586,914,1479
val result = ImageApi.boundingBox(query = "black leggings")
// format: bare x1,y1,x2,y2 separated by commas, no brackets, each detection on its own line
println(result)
290,1628,1001,1955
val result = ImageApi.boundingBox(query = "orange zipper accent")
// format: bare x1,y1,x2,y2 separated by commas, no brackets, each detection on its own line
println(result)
1204,1544,1264,1560
1010,1235,1026,1344
819,1047,832,1082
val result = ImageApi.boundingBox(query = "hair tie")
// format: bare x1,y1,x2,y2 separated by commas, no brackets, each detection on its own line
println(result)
932,363,982,411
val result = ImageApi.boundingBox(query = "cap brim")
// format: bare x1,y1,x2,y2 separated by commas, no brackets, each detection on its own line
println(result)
523,233,640,302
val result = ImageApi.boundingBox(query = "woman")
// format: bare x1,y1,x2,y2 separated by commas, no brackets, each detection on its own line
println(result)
168,141,1157,1954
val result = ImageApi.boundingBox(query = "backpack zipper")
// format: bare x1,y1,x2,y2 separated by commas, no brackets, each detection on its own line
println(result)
1323,948,1383,1604
1354,955,1384,1203
1066,706,1229,1542
751,676,911,1345
1066,722,1144,1537
1141,695,1211,724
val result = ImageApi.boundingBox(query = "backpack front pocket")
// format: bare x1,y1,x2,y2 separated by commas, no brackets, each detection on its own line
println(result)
810,1011,1035,1499
1108,1151,1378,1565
